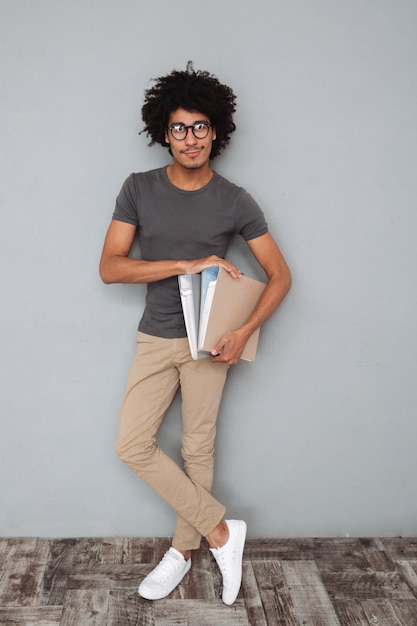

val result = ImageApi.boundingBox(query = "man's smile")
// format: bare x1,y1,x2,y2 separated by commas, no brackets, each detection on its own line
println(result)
182,148,204,156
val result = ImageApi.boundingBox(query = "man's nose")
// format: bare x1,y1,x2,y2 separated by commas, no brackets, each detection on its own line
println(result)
184,128,198,144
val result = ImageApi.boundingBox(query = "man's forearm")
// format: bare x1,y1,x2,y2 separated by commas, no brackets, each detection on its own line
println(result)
99,254,243,285
99,256,185,285
238,270,292,339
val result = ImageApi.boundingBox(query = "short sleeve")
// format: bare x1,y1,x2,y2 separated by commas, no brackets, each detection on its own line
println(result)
235,189,269,241
112,174,139,226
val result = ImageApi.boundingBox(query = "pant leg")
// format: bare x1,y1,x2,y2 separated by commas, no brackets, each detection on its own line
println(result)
116,332,226,539
172,356,229,551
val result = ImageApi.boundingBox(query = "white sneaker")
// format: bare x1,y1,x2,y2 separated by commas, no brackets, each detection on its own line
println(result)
210,519,247,605
138,547,191,600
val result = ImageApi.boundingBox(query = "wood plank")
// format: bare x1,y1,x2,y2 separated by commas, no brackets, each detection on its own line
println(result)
0,539,9,561
395,559,417,597
0,538,51,607
390,599,417,623
281,560,341,625
245,537,364,561
380,538,417,560
71,538,103,567
153,599,250,625
108,589,153,626
41,538,78,606
361,599,402,625
244,537,316,560
100,537,129,565
67,564,147,590
240,561,268,626
251,560,299,626
0,605,63,625
59,589,109,626
100,536,165,565
321,570,415,601
126,537,170,565
332,600,370,625
360,538,396,573
314,539,373,575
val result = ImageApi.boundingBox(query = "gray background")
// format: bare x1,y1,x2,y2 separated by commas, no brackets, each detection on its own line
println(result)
1,0,416,538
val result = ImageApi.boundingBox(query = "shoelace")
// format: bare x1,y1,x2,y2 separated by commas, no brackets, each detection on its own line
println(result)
151,552,181,581
214,547,236,574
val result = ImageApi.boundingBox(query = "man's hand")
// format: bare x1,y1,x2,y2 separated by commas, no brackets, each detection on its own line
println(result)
209,329,250,365
209,232,292,365
184,256,242,279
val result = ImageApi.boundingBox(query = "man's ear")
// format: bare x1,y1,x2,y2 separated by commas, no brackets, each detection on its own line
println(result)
212,127,217,141
164,130,170,144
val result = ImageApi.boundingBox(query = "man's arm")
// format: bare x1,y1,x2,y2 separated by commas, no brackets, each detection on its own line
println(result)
99,219,242,284
210,232,292,364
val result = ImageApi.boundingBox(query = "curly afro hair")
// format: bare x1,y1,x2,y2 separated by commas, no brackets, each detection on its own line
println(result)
141,62,237,159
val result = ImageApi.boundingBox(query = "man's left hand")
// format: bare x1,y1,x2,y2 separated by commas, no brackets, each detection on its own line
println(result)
209,331,248,365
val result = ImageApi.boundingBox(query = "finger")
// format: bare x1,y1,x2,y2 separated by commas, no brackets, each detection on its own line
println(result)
218,261,241,278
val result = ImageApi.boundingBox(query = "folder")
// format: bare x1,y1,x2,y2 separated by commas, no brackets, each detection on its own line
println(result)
178,266,266,361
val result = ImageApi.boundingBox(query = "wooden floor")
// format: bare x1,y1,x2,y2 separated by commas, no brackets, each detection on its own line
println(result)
1,537,417,625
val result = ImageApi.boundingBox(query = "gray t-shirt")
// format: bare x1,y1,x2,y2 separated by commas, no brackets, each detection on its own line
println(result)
113,167,268,338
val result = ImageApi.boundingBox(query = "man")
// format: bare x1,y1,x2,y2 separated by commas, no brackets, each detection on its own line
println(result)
99,63,291,605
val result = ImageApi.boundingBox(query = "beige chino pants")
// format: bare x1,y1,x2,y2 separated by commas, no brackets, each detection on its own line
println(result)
116,332,229,551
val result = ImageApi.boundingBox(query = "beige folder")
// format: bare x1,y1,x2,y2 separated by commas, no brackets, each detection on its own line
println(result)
198,266,266,361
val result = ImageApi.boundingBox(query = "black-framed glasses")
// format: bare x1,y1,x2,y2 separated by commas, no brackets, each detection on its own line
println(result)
167,121,212,141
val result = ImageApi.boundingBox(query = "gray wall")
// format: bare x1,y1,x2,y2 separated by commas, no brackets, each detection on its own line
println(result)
1,0,416,538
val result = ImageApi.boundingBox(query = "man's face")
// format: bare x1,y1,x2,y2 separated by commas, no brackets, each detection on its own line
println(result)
165,108,216,171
